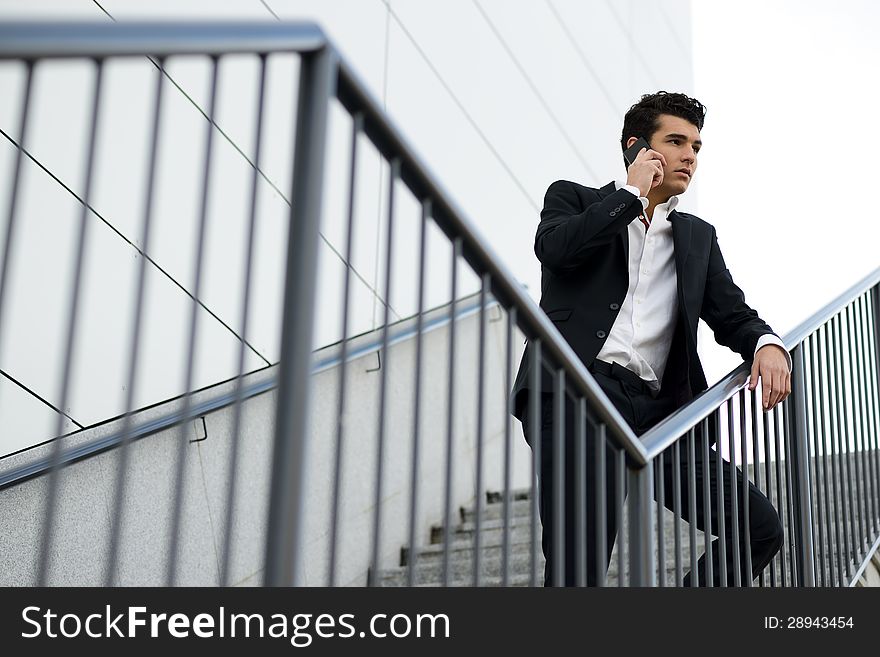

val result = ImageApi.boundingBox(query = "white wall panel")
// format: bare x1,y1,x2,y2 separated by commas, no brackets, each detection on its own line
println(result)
0,0,95,19
478,0,621,186
384,5,541,304
547,0,636,116
0,377,75,456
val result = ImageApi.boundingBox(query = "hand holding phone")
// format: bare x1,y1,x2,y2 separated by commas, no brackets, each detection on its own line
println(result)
623,137,665,196
623,137,652,167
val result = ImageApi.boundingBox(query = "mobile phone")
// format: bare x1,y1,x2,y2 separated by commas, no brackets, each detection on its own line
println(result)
623,137,652,166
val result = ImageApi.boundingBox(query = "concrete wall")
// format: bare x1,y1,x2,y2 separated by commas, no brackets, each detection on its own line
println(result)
0,294,532,585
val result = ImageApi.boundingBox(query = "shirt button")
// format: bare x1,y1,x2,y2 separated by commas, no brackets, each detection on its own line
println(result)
609,303,620,310
643,269,649,274
637,299,642,304
636,322,642,327
596,330,607,339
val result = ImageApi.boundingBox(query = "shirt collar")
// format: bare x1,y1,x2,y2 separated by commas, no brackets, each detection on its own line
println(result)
613,180,679,217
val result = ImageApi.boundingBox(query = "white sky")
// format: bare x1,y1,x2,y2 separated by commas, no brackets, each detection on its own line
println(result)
691,0,880,384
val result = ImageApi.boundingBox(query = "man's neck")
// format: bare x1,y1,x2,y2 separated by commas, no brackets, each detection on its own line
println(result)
645,190,673,221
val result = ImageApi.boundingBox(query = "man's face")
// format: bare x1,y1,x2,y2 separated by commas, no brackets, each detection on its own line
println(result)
630,113,701,198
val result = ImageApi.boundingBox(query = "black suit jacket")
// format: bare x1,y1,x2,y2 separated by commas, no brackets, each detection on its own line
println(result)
511,179,779,422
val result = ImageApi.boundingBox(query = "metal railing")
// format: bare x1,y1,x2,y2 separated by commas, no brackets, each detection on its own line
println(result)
637,269,880,586
0,22,877,587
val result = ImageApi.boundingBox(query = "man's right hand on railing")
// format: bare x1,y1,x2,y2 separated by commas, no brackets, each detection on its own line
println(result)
748,344,792,411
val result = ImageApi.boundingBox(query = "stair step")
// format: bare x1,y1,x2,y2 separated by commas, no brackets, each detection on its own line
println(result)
459,498,534,524
387,489,714,586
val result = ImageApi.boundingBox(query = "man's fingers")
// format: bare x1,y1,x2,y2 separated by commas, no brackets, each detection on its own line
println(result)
762,370,772,410
769,371,781,409
749,361,760,390
646,149,667,166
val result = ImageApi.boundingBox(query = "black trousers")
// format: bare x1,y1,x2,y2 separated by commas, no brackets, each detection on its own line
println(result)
521,360,784,587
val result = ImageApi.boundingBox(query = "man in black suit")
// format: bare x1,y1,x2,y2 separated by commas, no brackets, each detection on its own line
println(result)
510,92,791,587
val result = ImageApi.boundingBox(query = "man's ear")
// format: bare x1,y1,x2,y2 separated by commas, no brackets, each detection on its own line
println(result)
625,136,638,149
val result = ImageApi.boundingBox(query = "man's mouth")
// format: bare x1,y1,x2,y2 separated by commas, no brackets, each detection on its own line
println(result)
674,169,691,178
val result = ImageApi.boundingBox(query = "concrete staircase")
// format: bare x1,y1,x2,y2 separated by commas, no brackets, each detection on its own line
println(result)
377,488,707,587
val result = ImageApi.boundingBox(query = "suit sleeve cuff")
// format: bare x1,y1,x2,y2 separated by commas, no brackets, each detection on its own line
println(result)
754,334,792,372
620,184,649,210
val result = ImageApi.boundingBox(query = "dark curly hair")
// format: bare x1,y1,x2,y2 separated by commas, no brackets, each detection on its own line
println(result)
620,91,706,164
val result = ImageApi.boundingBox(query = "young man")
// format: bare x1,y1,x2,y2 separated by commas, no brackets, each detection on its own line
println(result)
510,91,791,587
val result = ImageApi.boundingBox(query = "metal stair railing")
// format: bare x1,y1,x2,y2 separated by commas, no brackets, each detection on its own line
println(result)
638,266,880,587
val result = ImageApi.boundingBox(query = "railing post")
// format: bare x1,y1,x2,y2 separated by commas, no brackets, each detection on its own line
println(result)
627,463,655,586
873,285,880,407
265,44,336,586
789,343,816,586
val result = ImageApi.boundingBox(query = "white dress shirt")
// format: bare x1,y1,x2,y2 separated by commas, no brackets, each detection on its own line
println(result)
596,181,790,393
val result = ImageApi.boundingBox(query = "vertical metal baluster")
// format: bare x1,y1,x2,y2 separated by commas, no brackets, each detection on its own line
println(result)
728,398,741,587
864,291,880,539
673,439,682,586
656,452,666,587
528,340,541,588
687,427,698,586
834,314,857,578
329,111,364,586
472,274,489,587
844,305,867,560
816,326,837,586
37,59,104,586
790,345,816,586
551,369,565,586
596,423,607,587
859,293,880,538
575,397,587,587
0,61,33,419
750,385,763,586
865,290,880,540
265,47,335,586
105,57,165,586
441,239,460,587
501,307,516,587
628,462,655,587
824,320,846,586
801,335,822,586
404,195,429,587
854,297,877,542
701,418,713,587
167,56,219,586
716,408,727,587
739,388,752,586
615,446,625,586
368,157,400,587
781,404,800,585
219,54,268,588
762,390,776,586
809,333,829,587
772,403,787,586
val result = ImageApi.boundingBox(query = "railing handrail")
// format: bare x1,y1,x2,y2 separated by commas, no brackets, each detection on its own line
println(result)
0,21,327,58
640,264,880,460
